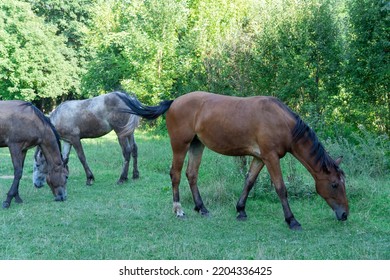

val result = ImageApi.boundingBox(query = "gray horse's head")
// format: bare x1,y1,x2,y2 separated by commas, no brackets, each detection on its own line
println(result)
33,147,48,188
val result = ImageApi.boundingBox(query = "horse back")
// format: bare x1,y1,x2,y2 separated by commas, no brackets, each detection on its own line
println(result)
0,101,46,148
50,93,133,139
166,92,296,157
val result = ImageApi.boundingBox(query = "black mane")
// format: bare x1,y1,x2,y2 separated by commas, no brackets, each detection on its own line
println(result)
292,117,337,173
272,98,339,174
20,102,62,152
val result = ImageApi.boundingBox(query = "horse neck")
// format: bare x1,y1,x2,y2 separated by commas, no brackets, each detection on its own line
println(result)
290,139,326,180
40,129,62,168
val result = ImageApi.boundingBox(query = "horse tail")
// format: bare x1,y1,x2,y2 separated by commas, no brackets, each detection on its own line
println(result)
116,92,174,120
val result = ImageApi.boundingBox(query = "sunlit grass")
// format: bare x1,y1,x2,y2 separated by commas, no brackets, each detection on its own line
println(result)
0,130,389,260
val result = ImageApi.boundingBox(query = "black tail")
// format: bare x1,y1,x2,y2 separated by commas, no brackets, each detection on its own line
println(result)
115,92,174,120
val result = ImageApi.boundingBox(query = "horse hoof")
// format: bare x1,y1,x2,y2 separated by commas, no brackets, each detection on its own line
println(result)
289,221,302,231
200,211,210,217
117,178,128,185
290,224,302,231
2,201,10,209
86,180,94,186
176,213,186,219
236,214,248,221
132,172,139,179
195,205,209,216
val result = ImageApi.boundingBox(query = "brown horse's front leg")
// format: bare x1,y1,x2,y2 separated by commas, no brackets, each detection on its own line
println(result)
236,158,264,220
3,188,23,208
3,147,26,208
264,156,302,230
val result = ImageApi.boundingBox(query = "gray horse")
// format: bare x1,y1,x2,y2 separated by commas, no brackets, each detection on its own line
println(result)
33,91,140,187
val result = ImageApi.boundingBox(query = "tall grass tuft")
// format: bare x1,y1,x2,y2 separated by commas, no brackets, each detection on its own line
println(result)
324,126,389,178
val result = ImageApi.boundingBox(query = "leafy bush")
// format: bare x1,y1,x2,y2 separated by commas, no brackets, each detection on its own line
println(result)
324,126,390,178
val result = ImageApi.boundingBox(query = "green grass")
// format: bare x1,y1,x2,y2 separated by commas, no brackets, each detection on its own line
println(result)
0,130,389,260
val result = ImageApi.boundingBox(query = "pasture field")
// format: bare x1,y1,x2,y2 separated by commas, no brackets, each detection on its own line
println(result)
0,130,389,260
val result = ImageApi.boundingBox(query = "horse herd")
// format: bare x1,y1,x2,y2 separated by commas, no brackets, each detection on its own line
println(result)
0,91,349,230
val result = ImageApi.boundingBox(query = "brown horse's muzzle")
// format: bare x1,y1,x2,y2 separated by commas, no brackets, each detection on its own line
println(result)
334,205,348,221
54,187,67,202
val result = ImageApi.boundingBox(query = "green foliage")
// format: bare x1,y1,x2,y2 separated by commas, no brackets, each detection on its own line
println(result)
344,0,390,134
324,126,390,178
83,0,189,102
26,0,96,100
0,0,79,101
0,0,388,135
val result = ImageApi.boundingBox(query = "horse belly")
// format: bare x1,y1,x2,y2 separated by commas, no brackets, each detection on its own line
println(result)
79,123,111,138
196,122,258,156
0,120,41,148
54,114,111,140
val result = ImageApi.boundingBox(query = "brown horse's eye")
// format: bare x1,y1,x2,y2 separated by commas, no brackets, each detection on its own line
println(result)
331,183,338,189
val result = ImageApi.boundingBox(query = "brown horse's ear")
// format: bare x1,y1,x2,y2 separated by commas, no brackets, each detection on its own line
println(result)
335,156,343,166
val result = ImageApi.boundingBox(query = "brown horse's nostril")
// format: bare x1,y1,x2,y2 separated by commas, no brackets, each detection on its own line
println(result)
55,195,63,201
341,212,348,221
54,187,67,202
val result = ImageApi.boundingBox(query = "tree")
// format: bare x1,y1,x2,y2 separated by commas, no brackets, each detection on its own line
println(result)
26,0,96,100
344,0,389,134
83,0,189,103
0,0,78,104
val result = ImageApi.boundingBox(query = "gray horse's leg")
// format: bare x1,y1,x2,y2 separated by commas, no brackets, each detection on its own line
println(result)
117,135,131,184
62,141,72,164
71,138,94,185
129,134,139,179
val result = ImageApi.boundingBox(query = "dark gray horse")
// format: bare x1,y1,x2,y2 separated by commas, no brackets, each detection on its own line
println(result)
33,91,140,187
0,100,68,208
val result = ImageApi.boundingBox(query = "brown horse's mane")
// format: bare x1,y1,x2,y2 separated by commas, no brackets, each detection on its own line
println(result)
272,98,341,174
19,102,62,152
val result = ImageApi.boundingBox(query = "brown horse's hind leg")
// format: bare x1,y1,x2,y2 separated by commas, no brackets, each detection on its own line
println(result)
186,137,208,216
264,155,302,230
236,157,264,220
170,141,191,218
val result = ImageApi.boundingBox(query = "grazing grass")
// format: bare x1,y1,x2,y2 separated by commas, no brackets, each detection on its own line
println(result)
0,130,389,260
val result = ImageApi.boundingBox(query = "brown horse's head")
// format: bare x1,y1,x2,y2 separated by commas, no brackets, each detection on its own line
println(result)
46,163,68,202
315,157,349,221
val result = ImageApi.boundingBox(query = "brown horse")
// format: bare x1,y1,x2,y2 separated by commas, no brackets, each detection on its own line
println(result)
0,101,68,208
33,91,140,187
118,91,348,230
